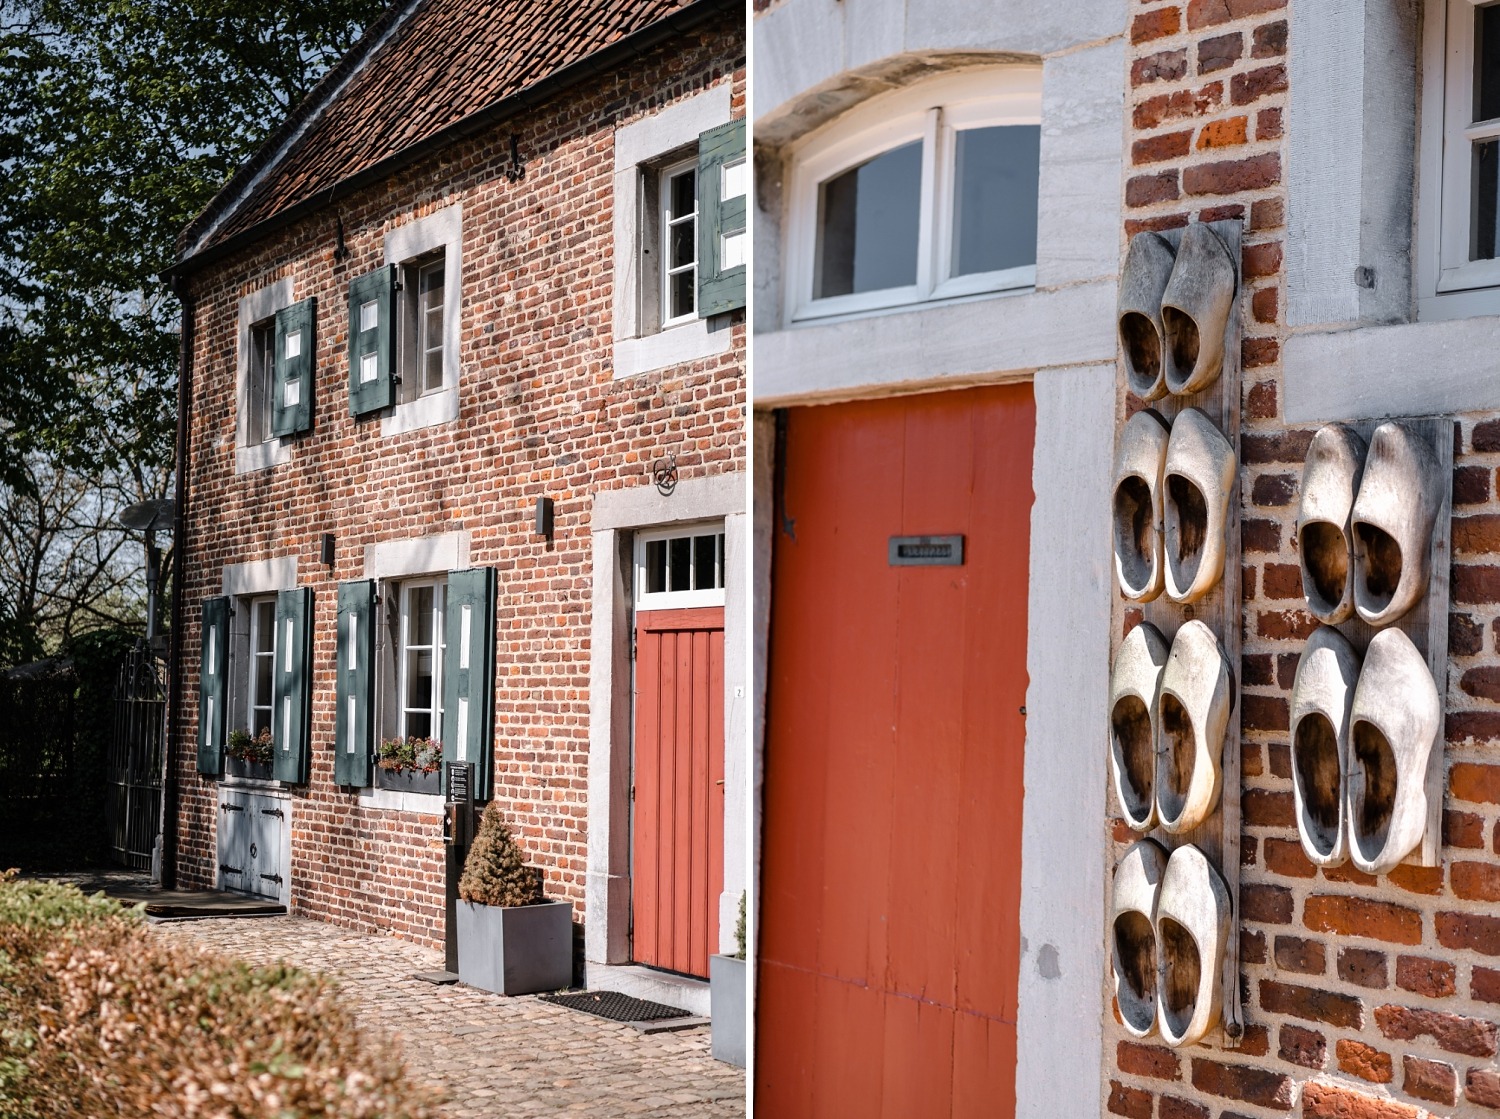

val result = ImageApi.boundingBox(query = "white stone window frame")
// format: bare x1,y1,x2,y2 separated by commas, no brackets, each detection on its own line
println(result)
381,203,462,437
234,278,295,475
358,530,469,811
634,522,727,611
784,66,1043,324
219,556,298,788
612,82,734,380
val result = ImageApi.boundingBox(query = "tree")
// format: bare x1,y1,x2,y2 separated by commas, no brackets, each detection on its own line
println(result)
0,0,387,662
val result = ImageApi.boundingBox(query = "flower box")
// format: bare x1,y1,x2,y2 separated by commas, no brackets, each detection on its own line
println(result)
375,766,441,795
456,898,573,996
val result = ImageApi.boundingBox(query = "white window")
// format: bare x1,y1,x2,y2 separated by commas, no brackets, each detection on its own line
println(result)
397,580,445,740
234,278,295,473
635,524,726,610
399,254,447,400
660,159,699,326
381,203,461,436
246,321,275,445
786,67,1042,322
1421,0,1500,315
246,596,276,738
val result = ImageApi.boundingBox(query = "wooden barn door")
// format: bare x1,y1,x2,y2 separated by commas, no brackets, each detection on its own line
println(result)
758,384,1035,1118
632,606,726,978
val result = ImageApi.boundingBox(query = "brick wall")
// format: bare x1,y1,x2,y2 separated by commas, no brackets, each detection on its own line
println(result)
174,27,745,951
1110,2,1500,1115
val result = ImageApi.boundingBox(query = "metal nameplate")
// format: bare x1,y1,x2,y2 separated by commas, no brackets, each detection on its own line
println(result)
888,535,965,567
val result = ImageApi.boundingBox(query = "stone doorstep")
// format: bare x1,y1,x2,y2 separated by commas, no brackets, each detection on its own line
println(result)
630,1015,711,1035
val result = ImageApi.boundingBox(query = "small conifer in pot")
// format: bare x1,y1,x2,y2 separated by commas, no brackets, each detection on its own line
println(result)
458,802,545,907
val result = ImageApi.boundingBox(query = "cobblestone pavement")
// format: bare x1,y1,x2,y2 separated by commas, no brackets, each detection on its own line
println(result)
150,915,745,1118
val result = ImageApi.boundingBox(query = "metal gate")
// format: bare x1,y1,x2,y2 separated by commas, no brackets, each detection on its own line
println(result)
106,643,165,871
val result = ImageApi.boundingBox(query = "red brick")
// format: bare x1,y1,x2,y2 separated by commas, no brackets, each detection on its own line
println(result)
1117,1040,1179,1081
1242,240,1283,279
1452,763,1500,804
1454,564,1500,604
1197,31,1242,72
1375,1004,1499,1057
1395,954,1456,998
1259,979,1364,1028
1134,129,1194,164
1230,62,1287,104
1186,0,1286,31
1133,82,1225,130
1452,614,1485,656
1269,737,1293,773
1336,1039,1393,1083
1256,106,1283,140
1437,910,1500,955
1462,666,1500,701
1474,417,1500,451
1264,837,1316,878
1242,928,1267,965
1197,202,1245,222
1158,1096,1209,1119
1182,151,1280,195
1251,286,1278,323
1242,517,1282,553
1261,562,1302,599
1446,808,1485,848
1322,862,1377,887
1133,7,1183,42
1250,197,1284,230
1241,693,1288,732
1456,464,1493,505
1453,860,1500,901
1386,862,1443,896
1126,214,1191,237
1455,513,1500,554
1252,19,1287,56
1133,49,1189,85
1107,1080,1153,1119
1470,1068,1500,1109
1301,1082,1421,1119
1403,1055,1458,1105
1239,1024,1271,1058
1274,934,1325,974
1303,895,1422,945
1197,115,1248,148
1476,966,1500,1003
1246,378,1277,417
1242,428,1313,463
1449,710,1500,743
1256,608,1318,640
1189,1058,1292,1108
1127,171,1181,206
1242,335,1279,367
1243,787,1294,827
1277,1023,1325,1068
1338,947,1388,989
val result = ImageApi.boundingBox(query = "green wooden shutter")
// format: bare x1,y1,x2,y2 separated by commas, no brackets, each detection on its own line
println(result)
334,580,376,786
271,297,316,436
442,568,496,800
697,118,747,317
272,587,313,784
197,597,230,776
348,266,396,417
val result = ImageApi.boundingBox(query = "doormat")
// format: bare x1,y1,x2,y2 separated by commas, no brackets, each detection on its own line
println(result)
539,990,691,1023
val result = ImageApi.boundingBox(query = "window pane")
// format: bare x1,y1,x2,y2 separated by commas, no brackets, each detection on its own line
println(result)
254,600,275,652
254,658,272,722
669,537,692,591
670,168,696,218
1476,140,1500,261
424,343,443,391
670,219,696,270
1478,4,1500,122
693,534,717,589
951,125,1041,277
406,711,432,739
669,270,695,320
412,586,434,644
407,649,434,709
815,141,922,299
420,262,444,299
646,540,666,593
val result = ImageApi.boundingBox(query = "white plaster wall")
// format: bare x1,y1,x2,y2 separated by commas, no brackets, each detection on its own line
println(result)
1015,361,1113,1119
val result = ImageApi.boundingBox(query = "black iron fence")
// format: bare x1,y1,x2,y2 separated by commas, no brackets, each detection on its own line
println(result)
105,645,166,872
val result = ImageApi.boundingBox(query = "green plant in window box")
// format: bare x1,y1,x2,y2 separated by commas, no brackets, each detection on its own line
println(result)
226,728,273,766
377,736,443,773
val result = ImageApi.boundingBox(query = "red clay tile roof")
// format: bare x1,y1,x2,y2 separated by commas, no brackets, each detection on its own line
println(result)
180,0,726,263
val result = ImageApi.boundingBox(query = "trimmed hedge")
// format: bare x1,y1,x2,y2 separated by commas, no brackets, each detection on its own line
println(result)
0,872,437,1118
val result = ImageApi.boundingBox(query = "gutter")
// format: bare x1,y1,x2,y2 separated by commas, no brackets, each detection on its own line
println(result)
160,275,196,890
169,0,741,279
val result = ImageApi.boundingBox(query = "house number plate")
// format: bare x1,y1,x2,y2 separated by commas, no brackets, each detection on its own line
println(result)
888,535,965,567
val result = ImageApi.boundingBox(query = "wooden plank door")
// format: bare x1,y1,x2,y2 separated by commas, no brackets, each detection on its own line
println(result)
632,606,726,978
757,384,1035,1118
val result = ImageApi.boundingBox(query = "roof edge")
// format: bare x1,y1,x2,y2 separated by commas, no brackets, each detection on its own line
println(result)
170,0,741,279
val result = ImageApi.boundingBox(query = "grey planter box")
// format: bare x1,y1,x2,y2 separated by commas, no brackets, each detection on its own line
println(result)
376,767,440,795
710,954,746,1066
456,898,573,996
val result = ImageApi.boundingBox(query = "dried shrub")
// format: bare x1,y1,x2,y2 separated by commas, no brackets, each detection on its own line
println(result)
457,803,544,908
0,871,437,1119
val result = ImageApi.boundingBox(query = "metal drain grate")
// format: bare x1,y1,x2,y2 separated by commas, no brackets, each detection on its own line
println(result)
540,990,691,1023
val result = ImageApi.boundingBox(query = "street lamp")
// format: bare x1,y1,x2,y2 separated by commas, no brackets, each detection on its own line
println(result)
119,496,175,650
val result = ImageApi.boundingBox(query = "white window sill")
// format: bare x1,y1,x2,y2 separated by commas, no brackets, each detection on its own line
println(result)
219,775,289,793
614,318,731,379
235,438,291,475
381,386,459,437
357,786,444,813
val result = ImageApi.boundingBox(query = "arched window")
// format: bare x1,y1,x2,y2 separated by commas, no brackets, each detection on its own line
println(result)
786,66,1042,321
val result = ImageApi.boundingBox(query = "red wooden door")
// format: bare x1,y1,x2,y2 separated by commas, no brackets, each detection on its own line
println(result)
632,606,725,979
757,385,1035,1118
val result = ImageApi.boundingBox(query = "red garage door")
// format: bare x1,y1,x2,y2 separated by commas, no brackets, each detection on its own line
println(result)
757,384,1034,1118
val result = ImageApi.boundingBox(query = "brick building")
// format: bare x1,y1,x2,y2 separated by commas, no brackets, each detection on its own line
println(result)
164,0,747,1017
753,0,1500,1116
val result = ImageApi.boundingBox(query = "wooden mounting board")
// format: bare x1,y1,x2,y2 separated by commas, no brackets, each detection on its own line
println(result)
1309,416,1453,868
1131,218,1245,1047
